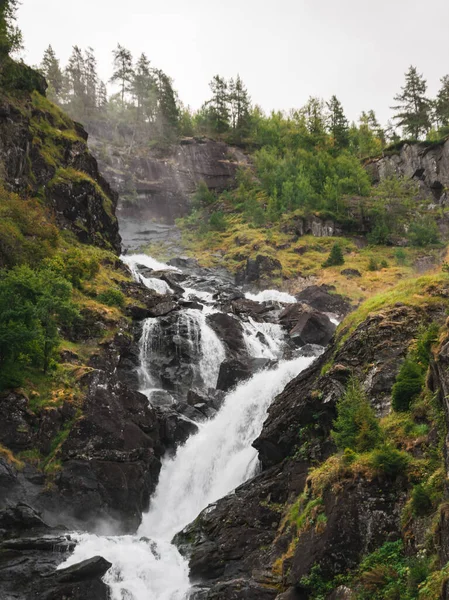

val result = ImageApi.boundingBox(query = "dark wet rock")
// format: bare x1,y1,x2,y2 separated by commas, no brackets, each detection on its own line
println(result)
341,268,362,278
168,257,200,270
206,313,246,358
52,369,163,532
179,299,204,310
295,285,351,317
156,406,199,450
217,358,275,393
54,555,112,583
326,586,354,599
225,297,276,322
0,504,51,537
289,311,336,347
147,299,178,317
235,255,283,285
0,392,37,451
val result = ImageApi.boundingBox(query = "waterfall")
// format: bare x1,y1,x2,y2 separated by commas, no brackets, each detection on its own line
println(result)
58,254,320,599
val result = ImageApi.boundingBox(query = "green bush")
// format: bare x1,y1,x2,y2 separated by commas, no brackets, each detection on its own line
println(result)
192,180,215,208
410,484,433,516
209,211,227,232
395,248,407,266
367,257,379,271
322,243,345,268
408,216,439,247
369,444,409,477
392,358,424,412
97,288,125,308
332,378,381,452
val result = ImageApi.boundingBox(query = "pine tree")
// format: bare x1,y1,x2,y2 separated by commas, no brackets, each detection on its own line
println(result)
391,66,431,139
327,95,349,149
301,97,326,144
40,45,63,103
229,74,251,139
65,46,87,118
154,69,180,135
97,80,108,109
111,44,134,107
322,243,345,267
132,53,157,122
84,47,98,112
0,0,22,59
207,75,230,134
435,75,449,128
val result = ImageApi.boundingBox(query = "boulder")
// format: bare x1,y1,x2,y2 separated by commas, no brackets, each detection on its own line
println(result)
289,312,336,347
217,358,275,393
206,313,246,358
295,285,351,317
235,254,283,285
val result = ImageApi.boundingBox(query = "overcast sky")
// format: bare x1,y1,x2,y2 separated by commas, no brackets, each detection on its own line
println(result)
17,0,449,126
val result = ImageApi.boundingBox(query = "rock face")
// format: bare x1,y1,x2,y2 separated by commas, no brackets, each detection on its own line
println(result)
91,136,248,228
366,137,449,203
0,94,121,253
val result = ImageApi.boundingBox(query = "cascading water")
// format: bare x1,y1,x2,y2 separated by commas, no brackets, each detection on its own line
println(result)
61,355,317,600
245,289,297,304
58,254,321,599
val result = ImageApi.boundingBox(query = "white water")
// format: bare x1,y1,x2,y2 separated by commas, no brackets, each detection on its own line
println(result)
242,317,286,359
245,289,297,304
121,253,180,276
60,355,316,600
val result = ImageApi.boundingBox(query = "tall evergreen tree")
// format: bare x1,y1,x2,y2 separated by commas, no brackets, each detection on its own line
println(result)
229,74,251,137
154,69,180,134
0,0,22,59
301,97,326,143
97,80,108,109
327,95,349,149
435,75,449,127
132,53,157,122
84,47,98,112
207,75,230,134
40,45,63,102
111,44,134,107
392,66,431,139
65,46,87,117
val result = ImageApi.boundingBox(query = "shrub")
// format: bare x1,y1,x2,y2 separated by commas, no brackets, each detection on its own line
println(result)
332,378,381,452
380,259,389,269
395,248,407,265
392,358,424,412
367,257,379,271
192,180,215,208
408,216,439,247
411,484,433,516
209,211,227,232
97,288,125,308
369,444,409,477
322,243,345,268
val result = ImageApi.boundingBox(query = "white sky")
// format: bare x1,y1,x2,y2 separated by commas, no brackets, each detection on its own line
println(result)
17,0,449,126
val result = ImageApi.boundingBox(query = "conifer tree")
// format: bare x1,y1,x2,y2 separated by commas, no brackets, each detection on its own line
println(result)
65,46,87,117
132,53,157,122
435,75,449,127
154,69,179,132
84,47,98,112
40,45,63,102
111,44,134,107
229,74,251,138
392,66,431,139
207,75,230,133
327,95,349,149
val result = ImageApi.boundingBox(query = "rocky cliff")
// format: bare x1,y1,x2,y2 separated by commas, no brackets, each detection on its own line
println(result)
366,137,449,204
89,135,248,249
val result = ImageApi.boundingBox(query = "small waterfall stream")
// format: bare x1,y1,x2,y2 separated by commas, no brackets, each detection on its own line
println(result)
59,254,320,599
